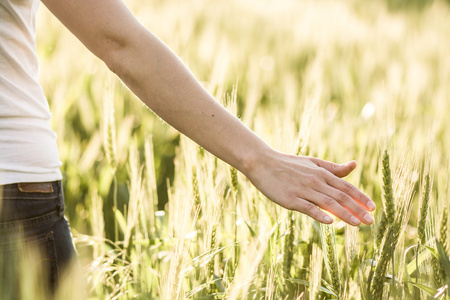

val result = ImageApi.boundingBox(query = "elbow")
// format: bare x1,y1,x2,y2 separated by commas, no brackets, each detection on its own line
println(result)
102,44,138,87
93,27,135,77
100,31,143,83
103,44,138,87
102,40,126,76
98,27,157,89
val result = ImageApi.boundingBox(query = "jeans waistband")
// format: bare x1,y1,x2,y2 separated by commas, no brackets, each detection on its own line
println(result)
0,180,61,188
0,181,62,197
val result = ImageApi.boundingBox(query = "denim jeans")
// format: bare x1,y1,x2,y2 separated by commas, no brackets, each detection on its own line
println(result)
0,181,77,296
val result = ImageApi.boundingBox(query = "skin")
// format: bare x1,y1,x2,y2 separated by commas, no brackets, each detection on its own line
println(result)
41,0,376,226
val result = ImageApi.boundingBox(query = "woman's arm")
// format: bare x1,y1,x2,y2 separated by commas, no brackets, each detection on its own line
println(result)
41,0,375,226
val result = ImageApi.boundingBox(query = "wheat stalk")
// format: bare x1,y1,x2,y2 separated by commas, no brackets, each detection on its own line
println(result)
230,165,239,269
371,231,394,300
90,191,105,258
208,224,217,279
125,141,144,259
144,136,158,235
345,224,358,278
371,154,416,299
265,265,277,300
102,82,119,241
309,244,323,300
283,212,295,278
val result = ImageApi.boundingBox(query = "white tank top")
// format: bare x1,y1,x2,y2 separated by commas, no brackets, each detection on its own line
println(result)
0,0,62,184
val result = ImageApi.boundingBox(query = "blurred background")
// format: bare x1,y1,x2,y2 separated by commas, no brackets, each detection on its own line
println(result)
35,0,450,298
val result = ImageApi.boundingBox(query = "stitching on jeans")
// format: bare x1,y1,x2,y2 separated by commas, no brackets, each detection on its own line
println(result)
0,210,60,230
1,196,59,200
0,231,55,251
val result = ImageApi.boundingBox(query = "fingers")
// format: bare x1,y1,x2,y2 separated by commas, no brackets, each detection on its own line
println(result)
324,174,376,212
288,182,373,225
309,157,357,178
292,198,334,224
316,186,375,225
308,156,376,213
288,158,376,226
291,195,370,226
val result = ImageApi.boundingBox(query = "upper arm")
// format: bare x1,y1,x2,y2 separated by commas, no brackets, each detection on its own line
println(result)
41,0,146,64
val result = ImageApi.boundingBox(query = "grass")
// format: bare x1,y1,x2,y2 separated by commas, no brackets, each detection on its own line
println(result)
7,0,450,298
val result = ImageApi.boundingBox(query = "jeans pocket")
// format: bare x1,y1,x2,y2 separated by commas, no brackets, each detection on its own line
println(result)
0,181,64,223
0,230,60,296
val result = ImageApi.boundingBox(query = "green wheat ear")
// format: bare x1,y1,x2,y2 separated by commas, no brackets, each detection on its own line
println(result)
418,174,431,245
441,207,448,254
382,150,395,225
374,150,395,251
321,224,340,298
192,166,201,217
230,166,238,194
371,150,396,300
375,212,388,250
432,245,446,289
103,83,117,172
433,207,449,288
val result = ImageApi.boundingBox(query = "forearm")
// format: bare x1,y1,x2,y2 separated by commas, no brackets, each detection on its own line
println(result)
107,29,273,176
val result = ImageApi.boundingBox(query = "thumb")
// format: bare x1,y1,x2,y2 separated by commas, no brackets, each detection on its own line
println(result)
309,158,357,178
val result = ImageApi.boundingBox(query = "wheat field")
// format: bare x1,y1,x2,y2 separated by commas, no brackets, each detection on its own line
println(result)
16,0,450,298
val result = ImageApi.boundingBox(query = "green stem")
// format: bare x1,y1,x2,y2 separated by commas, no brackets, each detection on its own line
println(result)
113,174,118,242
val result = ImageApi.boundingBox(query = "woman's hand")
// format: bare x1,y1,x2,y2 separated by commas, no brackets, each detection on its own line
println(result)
245,150,376,226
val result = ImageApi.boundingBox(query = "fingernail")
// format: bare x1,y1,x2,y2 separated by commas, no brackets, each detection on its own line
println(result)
367,201,376,211
350,216,360,226
324,215,333,223
364,214,375,224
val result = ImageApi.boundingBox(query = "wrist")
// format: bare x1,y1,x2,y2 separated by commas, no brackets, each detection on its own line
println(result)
239,142,278,180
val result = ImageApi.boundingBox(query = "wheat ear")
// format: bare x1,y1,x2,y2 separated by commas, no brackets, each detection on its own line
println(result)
382,150,395,225
418,174,431,245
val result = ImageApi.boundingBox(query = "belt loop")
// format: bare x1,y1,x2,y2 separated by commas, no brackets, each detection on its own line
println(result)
58,181,65,217
58,203,64,217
